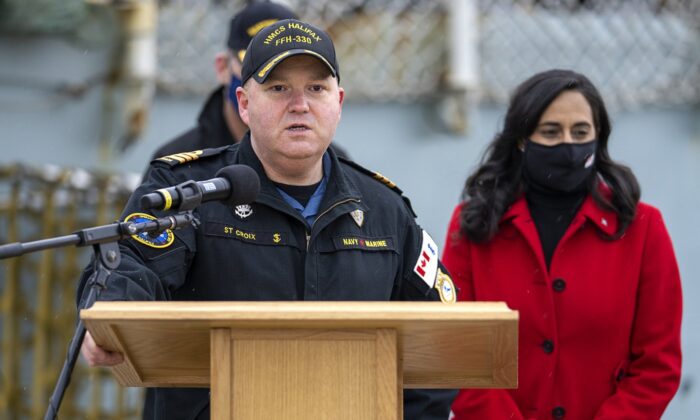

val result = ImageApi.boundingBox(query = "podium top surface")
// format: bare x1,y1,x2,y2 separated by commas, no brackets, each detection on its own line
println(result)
82,300,515,322
82,301,517,389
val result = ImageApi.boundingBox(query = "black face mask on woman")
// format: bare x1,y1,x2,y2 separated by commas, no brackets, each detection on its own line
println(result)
522,139,597,193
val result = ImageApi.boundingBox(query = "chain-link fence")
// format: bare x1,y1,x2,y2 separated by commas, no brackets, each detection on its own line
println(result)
2,0,699,107
478,0,700,109
156,0,449,101
157,0,700,109
0,164,141,419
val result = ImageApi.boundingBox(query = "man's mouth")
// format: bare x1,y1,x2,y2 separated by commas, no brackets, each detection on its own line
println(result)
287,124,310,131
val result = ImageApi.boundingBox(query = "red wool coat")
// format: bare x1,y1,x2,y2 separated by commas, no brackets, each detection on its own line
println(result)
443,195,682,420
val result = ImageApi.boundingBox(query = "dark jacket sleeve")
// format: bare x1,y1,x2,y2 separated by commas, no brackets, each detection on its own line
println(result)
76,165,197,307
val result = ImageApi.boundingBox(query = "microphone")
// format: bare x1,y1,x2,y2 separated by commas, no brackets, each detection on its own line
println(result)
140,165,260,211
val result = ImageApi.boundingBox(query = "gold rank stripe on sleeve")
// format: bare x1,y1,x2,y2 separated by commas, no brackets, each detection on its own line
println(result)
157,150,204,164
151,147,229,168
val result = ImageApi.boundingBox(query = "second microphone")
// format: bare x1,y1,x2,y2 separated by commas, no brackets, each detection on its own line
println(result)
140,165,260,212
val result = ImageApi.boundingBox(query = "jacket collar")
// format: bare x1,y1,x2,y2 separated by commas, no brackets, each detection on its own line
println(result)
233,133,363,216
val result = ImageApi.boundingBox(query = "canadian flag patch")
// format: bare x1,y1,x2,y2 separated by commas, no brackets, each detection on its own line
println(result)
413,230,438,288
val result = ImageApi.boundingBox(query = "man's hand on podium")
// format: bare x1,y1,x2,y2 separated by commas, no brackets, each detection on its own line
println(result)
81,331,124,367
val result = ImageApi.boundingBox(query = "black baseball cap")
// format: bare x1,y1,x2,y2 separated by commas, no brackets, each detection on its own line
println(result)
227,1,298,63
240,19,340,85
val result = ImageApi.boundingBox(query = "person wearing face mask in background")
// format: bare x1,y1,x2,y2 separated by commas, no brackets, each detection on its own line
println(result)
149,1,349,165
443,69,682,420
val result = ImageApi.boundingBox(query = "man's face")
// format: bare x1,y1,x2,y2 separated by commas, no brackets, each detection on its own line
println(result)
237,55,344,163
214,52,243,86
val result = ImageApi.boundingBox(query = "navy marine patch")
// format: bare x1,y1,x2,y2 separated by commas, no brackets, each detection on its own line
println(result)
333,236,395,251
124,213,175,249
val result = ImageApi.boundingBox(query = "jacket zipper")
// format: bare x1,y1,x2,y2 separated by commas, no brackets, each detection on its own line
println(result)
306,198,360,250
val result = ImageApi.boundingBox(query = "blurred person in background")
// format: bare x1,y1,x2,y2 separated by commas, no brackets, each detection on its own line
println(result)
151,0,348,161
443,69,682,419
80,18,455,420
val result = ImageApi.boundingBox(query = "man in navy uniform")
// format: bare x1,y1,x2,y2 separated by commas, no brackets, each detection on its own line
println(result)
80,18,456,420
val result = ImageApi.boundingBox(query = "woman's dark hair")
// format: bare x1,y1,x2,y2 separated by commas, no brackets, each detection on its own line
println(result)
459,69,640,243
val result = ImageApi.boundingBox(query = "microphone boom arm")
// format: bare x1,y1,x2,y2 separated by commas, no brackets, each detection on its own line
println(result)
0,211,198,419
0,212,197,259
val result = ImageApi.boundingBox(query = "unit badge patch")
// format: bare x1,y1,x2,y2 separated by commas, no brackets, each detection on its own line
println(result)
235,204,253,219
413,230,438,288
349,209,364,227
435,268,456,304
124,212,175,249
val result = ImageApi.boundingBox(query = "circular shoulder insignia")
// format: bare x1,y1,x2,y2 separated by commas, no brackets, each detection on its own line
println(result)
435,268,456,304
124,212,175,249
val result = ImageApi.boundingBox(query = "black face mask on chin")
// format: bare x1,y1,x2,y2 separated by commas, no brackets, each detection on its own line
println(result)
522,139,597,193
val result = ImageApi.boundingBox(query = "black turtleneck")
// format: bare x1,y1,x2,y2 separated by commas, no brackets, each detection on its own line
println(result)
525,182,586,269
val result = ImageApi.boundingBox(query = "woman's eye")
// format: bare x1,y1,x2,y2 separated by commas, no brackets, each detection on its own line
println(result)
540,129,559,138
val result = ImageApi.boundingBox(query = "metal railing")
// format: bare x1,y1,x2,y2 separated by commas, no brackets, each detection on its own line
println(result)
0,164,141,419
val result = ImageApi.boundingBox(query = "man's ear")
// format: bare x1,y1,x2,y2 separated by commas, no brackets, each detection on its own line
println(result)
214,52,231,85
338,86,345,107
237,86,249,125
336,86,345,121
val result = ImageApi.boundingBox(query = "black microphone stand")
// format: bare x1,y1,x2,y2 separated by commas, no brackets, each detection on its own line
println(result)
0,212,198,420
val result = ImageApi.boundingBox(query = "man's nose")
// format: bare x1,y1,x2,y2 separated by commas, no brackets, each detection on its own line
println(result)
288,89,309,113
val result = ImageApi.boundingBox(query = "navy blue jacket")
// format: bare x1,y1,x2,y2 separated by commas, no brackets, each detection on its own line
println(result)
78,134,456,419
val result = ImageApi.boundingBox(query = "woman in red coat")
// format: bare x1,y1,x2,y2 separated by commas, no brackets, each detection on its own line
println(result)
443,69,682,420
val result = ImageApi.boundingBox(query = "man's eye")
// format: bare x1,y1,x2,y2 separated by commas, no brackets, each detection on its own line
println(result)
270,85,285,92
310,85,324,92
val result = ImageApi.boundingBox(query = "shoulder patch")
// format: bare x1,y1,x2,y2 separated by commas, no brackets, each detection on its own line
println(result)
413,230,439,288
124,212,175,249
152,146,228,168
339,157,416,217
436,268,456,304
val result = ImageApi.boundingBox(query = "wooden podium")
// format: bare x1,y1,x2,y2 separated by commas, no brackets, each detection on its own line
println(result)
82,301,517,420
